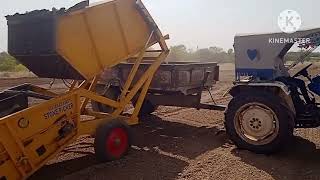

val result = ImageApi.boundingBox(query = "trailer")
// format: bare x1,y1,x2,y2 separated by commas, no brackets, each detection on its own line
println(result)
92,61,225,116
0,0,169,179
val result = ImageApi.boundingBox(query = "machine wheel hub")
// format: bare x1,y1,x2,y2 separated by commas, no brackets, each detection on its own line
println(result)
235,103,279,145
106,128,128,158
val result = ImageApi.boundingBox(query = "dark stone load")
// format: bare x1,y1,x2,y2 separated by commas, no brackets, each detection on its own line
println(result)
6,1,89,80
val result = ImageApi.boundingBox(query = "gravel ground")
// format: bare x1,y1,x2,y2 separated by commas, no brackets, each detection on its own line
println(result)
2,64,320,180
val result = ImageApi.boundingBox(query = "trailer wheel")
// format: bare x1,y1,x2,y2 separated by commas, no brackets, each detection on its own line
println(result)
139,100,158,116
91,85,120,113
225,91,294,154
94,120,131,162
132,96,158,116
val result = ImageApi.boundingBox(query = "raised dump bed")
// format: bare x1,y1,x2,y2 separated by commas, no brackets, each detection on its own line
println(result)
6,0,159,80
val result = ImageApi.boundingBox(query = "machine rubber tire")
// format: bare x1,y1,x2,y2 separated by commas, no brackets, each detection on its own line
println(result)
91,85,120,113
225,91,294,154
94,120,132,162
132,94,158,116
139,100,158,116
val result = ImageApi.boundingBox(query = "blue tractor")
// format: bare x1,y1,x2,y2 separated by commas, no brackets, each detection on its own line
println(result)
225,28,320,154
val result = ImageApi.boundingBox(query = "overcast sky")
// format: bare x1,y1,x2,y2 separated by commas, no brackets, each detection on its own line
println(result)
1,0,320,52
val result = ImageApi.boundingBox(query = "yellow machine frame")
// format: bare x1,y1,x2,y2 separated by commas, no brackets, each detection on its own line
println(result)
0,3,169,179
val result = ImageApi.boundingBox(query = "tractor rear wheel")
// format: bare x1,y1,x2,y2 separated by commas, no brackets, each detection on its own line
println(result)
225,91,294,154
94,120,131,162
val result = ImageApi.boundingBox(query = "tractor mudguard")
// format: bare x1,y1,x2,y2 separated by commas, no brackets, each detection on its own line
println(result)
227,81,295,115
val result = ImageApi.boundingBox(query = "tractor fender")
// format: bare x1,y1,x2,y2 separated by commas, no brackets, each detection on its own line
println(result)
226,82,295,115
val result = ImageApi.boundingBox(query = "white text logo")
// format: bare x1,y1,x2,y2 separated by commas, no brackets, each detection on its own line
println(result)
278,10,302,34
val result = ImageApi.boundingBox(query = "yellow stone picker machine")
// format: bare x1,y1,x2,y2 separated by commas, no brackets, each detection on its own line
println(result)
0,0,169,179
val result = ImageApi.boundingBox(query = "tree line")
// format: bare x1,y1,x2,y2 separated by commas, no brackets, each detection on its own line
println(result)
285,51,320,62
166,45,320,63
166,45,235,63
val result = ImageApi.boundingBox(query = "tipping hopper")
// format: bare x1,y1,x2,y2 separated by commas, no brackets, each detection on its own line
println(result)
0,1,169,179
6,0,159,80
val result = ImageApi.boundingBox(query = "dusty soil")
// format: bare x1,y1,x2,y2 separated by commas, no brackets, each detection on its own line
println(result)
2,63,320,180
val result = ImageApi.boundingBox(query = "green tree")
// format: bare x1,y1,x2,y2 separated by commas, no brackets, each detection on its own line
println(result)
167,45,189,61
209,46,223,54
195,48,213,61
227,48,234,55
0,52,27,72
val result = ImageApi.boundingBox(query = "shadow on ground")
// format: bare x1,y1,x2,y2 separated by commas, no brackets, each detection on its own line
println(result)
30,115,227,180
232,136,320,180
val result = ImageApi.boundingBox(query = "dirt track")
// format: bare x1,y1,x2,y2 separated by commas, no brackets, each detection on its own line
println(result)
2,64,320,180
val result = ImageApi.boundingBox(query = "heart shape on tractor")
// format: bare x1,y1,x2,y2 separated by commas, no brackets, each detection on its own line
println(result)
247,49,258,61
